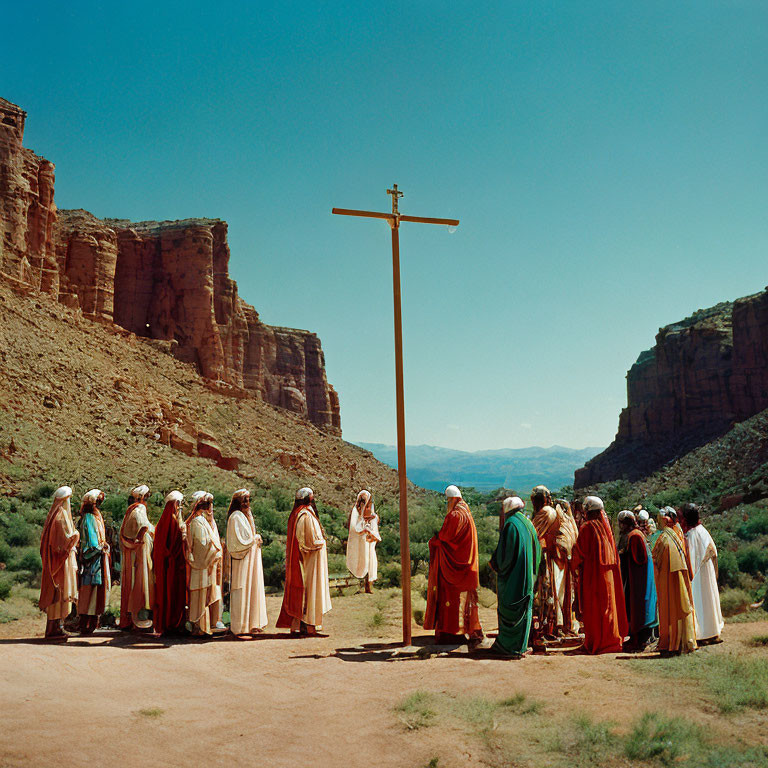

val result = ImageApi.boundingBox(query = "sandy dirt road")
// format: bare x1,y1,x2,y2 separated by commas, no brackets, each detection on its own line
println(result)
1,593,766,768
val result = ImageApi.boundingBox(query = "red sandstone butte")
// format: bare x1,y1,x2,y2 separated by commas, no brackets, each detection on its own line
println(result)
0,97,340,435
576,293,768,487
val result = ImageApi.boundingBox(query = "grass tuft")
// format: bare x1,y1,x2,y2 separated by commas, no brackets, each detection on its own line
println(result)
136,707,164,718
395,691,437,730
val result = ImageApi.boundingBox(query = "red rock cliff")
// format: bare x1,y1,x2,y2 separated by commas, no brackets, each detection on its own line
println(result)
0,98,340,435
576,290,768,487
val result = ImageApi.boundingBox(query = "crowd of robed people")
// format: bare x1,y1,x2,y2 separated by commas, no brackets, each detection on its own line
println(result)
38,484,379,640
37,481,723,657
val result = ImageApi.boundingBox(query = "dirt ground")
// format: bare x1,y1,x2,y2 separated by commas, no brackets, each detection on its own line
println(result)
1,592,766,768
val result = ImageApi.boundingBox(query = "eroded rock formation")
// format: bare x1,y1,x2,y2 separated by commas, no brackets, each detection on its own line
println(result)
576,291,768,487
0,98,340,435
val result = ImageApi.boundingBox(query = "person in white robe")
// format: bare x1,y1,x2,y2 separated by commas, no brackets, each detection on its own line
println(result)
226,488,268,638
682,503,724,643
186,491,222,636
119,484,155,631
346,490,381,593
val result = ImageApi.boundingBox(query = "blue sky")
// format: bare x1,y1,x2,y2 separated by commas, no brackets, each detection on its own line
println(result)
3,1,766,451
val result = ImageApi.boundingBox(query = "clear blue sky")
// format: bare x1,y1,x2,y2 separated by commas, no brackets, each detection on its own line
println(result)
4,2,766,452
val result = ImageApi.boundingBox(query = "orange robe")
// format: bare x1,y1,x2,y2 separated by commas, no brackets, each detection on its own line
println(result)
653,526,697,653
571,512,628,654
424,501,482,638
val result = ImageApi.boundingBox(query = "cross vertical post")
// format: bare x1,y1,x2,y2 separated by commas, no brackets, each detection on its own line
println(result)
333,186,459,646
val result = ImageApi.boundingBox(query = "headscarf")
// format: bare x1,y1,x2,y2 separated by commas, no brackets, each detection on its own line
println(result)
445,485,462,498
295,487,313,501
502,496,525,514
131,484,150,499
227,488,250,519
164,490,184,505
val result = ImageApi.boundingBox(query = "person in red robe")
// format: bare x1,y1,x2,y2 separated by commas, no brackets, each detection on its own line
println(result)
152,490,187,635
424,485,483,644
571,495,628,654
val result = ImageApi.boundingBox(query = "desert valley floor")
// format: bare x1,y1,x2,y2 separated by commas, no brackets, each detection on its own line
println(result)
2,591,767,768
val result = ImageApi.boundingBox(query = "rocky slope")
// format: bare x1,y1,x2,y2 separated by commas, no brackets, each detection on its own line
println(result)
0,278,397,508
577,289,768,487
0,97,339,434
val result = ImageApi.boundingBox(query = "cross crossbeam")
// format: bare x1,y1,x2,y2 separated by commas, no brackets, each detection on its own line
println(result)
333,185,459,646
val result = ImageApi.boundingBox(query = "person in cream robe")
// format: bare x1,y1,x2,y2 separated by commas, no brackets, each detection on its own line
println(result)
276,487,332,635
186,491,221,636
119,484,155,631
346,490,381,593
226,488,268,637
39,486,79,640
201,492,226,632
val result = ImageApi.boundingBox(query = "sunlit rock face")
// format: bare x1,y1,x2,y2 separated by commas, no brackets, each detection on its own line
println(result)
576,292,768,487
0,97,340,435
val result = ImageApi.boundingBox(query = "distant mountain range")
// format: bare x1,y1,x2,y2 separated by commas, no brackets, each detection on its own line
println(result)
354,443,604,493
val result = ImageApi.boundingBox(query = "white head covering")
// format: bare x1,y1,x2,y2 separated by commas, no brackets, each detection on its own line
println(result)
55,485,73,500
164,490,184,505
232,488,249,499
617,510,636,523
637,509,650,523
445,485,462,499
84,489,102,502
131,484,150,498
295,487,313,501
204,492,214,503
583,495,604,512
502,496,525,513
188,490,207,511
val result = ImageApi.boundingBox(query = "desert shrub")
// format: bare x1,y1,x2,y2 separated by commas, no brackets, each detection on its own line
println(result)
720,587,753,617
269,487,293,512
717,550,740,588
260,540,286,588
1,515,37,547
736,545,768,575
100,493,129,524
478,556,495,589
737,509,768,540
13,547,42,575
0,537,12,565
379,562,401,587
410,542,429,571
556,715,618,768
20,482,56,502
624,712,701,765
394,691,437,730
0,578,11,601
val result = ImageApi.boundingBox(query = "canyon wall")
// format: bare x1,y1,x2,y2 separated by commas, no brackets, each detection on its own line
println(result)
0,98,340,435
576,291,768,487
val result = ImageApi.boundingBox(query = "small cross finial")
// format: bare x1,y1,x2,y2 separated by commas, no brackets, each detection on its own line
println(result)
387,184,404,215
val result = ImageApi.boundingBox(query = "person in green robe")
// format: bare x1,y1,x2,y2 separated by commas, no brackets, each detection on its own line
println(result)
489,495,541,658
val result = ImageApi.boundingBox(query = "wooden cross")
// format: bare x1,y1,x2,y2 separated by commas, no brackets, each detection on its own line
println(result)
333,185,459,646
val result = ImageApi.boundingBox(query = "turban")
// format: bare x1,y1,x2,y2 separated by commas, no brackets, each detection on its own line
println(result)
445,485,462,498
232,488,250,499
502,496,525,513
204,492,214,503
164,490,184,505
83,489,102,502
637,510,650,523
660,505,677,519
295,487,313,501
54,485,73,500
132,484,150,497
583,495,604,512
189,490,207,507
617,510,636,523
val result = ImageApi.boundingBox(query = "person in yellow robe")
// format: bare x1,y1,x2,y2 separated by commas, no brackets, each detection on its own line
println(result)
186,491,221,636
652,508,697,655
39,486,79,640
226,488,268,638
119,484,155,631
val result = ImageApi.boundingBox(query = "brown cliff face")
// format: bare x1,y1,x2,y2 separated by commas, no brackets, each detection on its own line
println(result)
576,291,768,487
0,98,57,293
0,98,340,435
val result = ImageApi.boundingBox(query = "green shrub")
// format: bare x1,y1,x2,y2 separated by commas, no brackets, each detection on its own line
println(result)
0,578,11,601
14,548,42,575
737,509,768,540
624,711,698,764
717,550,740,588
1,516,37,547
736,545,768,575
720,587,753,617
379,562,401,587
